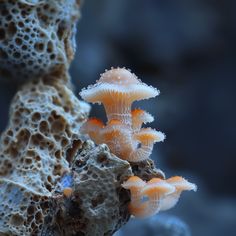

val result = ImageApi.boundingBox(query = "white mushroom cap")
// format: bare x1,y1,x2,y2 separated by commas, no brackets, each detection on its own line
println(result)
122,176,146,189
79,68,159,104
142,178,175,198
132,109,154,131
160,177,197,211
134,128,165,143
167,176,197,191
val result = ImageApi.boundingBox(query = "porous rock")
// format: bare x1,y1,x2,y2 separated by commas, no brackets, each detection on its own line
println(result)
42,141,132,236
0,78,90,235
0,0,81,82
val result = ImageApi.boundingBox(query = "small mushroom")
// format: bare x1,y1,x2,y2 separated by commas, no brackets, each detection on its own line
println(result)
140,178,175,217
122,176,146,204
100,119,132,159
80,68,159,126
129,128,165,162
80,118,104,144
160,176,197,211
131,109,154,132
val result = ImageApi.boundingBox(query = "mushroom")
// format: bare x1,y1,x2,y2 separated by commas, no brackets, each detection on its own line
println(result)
160,176,197,211
140,178,175,217
80,118,104,144
122,176,146,205
129,128,165,162
128,200,149,218
100,119,133,159
131,109,154,132
80,68,159,126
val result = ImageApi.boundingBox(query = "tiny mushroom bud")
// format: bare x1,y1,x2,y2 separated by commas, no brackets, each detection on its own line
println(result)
131,109,154,132
160,176,197,211
63,187,73,198
80,68,159,126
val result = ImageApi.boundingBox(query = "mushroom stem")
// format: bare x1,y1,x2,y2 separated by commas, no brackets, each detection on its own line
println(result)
141,179,175,217
129,129,165,162
101,120,133,159
103,100,132,127
129,143,154,162
128,201,150,218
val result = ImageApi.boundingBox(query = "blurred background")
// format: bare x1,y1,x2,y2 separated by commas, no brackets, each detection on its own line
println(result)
1,0,236,235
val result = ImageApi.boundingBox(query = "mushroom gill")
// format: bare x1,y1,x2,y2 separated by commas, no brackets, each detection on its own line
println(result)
80,67,159,126
160,176,197,211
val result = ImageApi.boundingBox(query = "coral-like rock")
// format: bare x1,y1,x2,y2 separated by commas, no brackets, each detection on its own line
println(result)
0,78,90,235
0,0,81,82
0,178,50,235
42,141,132,236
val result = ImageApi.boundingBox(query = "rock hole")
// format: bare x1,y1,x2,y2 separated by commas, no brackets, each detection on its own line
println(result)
7,22,17,37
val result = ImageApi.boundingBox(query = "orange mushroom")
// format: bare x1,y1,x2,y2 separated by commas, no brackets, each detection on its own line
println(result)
129,128,165,162
80,68,159,126
100,119,133,159
80,118,104,144
122,176,148,218
160,176,197,211
80,68,165,162
122,176,196,218
138,178,175,217
131,109,154,132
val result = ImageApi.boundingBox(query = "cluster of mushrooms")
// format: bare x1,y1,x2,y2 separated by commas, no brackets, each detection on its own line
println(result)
80,67,196,218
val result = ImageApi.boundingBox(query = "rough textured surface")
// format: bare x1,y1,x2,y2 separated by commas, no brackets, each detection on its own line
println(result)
130,159,165,181
0,0,80,82
42,141,132,236
0,178,50,235
115,214,191,236
0,78,90,235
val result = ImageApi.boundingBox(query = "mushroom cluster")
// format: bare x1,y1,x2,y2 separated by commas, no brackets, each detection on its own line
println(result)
80,67,165,162
122,176,197,218
80,67,197,218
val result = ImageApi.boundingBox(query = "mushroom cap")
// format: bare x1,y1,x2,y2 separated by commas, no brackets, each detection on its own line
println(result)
132,109,154,124
134,128,165,143
80,118,104,135
82,118,104,130
159,193,181,211
80,118,104,144
143,178,175,196
122,176,146,189
101,119,130,138
79,68,159,104
128,201,149,218
167,176,197,191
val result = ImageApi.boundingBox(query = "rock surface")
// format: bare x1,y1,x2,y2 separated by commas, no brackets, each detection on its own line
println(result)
42,142,132,236
0,78,90,235
0,0,80,82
